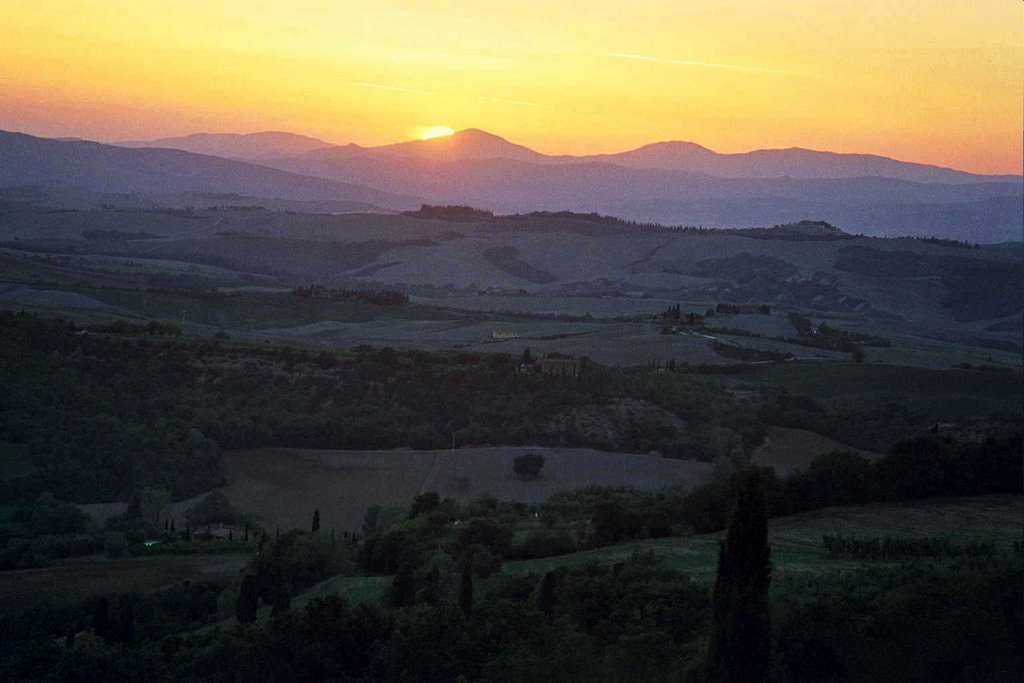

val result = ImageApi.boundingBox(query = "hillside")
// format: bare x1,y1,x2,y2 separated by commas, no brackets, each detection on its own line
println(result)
261,152,1022,242
0,131,418,207
115,131,335,160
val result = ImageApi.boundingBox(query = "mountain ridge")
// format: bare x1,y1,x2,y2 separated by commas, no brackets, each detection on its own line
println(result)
0,130,418,207
114,127,1020,183
115,131,335,161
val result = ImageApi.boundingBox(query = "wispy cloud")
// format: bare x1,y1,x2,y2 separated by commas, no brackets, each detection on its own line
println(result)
607,52,804,76
488,97,553,109
349,82,441,96
351,82,554,111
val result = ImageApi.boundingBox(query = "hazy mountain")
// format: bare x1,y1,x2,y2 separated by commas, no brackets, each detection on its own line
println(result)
582,142,1018,184
303,128,548,164
261,153,1023,242
0,130,418,207
116,131,335,160
287,128,1017,184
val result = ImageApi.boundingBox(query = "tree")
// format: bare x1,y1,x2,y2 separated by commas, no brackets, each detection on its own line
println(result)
312,508,321,532
513,452,545,479
459,554,474,617
93,597,111,640
409,492,440,519
271,586,291,617
236,575,259,624
389,562,416,608
706,469,772,683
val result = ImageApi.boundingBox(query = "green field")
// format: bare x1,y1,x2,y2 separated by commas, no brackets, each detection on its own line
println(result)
501,495,1023,584
83,288,449,330
241,494,1023,621
0,554,249,612
0,442,33,480
737,361,1023,419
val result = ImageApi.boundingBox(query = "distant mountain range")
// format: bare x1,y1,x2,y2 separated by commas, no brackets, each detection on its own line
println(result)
1,128,1020,242
118,128,1019,184
115,131,334,161
0,130,417,208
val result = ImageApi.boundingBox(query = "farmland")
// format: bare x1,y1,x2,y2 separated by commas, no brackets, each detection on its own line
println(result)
752,426,882,475
500,494,1023,582
0,554,247,612
213,446,712,532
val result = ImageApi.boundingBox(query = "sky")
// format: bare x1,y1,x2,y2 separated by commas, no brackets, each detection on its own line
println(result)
0,1,1020,174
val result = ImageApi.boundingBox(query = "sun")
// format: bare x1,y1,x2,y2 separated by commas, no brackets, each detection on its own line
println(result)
420,125,455,140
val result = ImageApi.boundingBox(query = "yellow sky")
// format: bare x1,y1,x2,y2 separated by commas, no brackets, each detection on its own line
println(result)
0,1,1020,173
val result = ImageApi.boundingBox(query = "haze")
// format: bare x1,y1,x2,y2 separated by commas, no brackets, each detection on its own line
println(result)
1,0,1020,174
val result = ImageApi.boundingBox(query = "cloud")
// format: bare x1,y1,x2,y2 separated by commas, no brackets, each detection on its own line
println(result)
488,97,553,109
349,82,441,96
607,52,804,76
351,82,553,110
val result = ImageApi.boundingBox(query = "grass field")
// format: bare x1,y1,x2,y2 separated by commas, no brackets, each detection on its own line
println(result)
181,494,1023,635
736,362,1023,419
0,554,249,612
215,447,712,533
0,443,33,480
752,426,882,475
501,495,1023,584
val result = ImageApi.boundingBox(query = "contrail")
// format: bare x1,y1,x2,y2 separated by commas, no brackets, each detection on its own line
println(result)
607,52,803,76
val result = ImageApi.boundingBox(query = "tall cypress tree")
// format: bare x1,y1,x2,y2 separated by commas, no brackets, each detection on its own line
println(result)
389,562,416,608
706,468,772,683
236,575,259,624
458,554,474,617
312,508,320,532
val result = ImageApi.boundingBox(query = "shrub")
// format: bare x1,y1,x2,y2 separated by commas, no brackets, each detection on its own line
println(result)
513,453,545,479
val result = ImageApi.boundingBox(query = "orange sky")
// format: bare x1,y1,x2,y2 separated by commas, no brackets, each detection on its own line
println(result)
1,1,1020,174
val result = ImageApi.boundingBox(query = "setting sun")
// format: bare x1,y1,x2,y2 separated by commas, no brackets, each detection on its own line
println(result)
421,126,455,141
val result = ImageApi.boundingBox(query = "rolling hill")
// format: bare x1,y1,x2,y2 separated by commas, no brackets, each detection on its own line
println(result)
0,130,418,208
114,131,336,160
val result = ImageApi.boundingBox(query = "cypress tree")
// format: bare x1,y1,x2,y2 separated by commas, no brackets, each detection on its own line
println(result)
93,597,110,640
538,568,562,616
389,562,416,608
312,508,321,532
706,468,772,683
458,554,474,617
271,586,291,617
236,575,259,624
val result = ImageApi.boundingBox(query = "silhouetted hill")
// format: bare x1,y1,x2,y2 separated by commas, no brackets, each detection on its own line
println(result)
0,130,418,207
116,131,335,160
261,153,1023,242
304,128,548,164
585,143,1018,183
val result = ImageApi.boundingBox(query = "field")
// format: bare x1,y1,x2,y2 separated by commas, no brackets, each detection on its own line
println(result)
0,442,33,480
752,426,882,475
734,361,1024,419
501,495,1023,583
0,554,248,612
212,447,712,532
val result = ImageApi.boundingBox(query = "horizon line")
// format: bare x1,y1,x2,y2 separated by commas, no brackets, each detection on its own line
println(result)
2,126,1018,178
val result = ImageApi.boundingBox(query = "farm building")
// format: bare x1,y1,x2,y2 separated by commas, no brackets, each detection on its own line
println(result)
491,330,519,340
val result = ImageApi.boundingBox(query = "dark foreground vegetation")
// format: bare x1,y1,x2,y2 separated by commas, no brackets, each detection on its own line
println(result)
0,482,1019,683
1,309,1021,682
0,310,766,506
